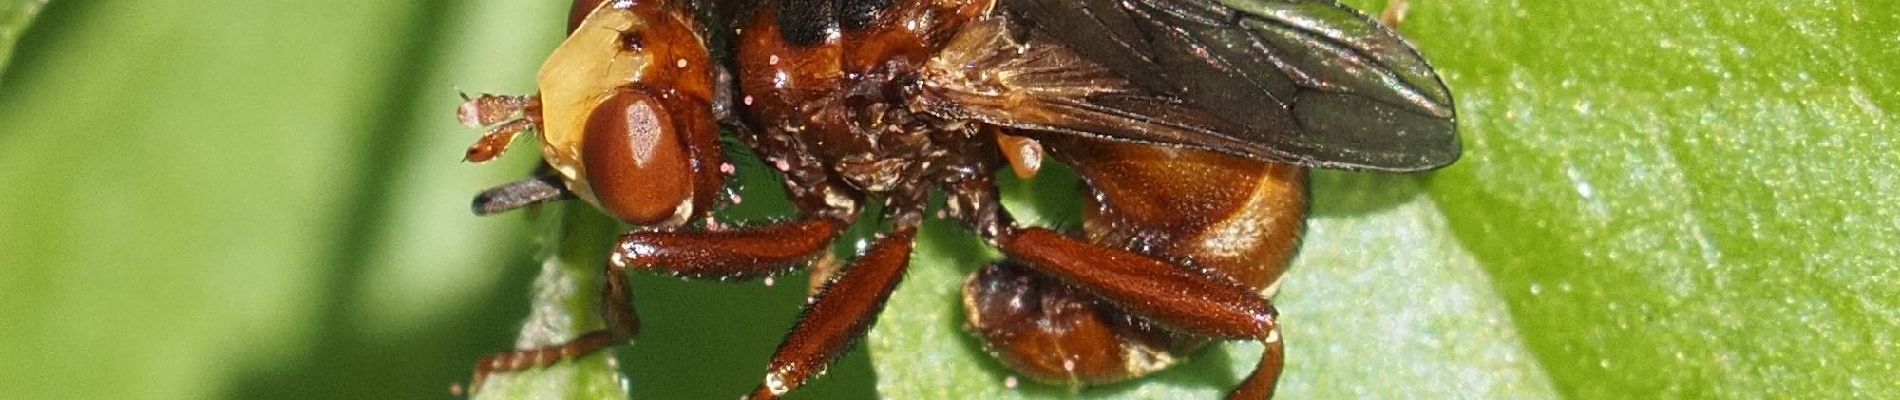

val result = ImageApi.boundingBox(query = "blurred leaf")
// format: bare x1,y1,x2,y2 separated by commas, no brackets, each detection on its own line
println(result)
0,1,508,398
0,0,44,77
1410,0,1900,398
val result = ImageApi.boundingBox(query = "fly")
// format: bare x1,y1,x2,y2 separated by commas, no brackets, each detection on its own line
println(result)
456,0,1457,398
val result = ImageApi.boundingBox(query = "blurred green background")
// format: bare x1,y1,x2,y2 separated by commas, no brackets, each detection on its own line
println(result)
0,0,1895,399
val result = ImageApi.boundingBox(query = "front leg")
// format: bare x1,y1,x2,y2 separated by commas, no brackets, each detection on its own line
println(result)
469,107,863,390
612,217,847,279
471,256,640,389
471,216,850,388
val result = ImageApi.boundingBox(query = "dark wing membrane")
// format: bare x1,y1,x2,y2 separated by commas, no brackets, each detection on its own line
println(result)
920,18,1268,159
975,0,1459,171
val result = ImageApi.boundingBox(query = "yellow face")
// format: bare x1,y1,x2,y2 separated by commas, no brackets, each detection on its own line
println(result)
535,1,659,207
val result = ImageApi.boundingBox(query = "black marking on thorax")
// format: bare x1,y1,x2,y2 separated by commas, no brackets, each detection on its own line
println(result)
841,0,895,30
777,0,905,46
777,0,839,46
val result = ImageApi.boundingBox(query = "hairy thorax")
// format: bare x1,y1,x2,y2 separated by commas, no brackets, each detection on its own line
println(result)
734,0,996,196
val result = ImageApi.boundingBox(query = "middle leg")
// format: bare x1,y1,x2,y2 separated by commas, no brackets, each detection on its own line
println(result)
744,181,934,399
747,226,919,400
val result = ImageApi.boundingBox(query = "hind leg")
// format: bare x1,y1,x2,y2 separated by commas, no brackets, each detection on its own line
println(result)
960,137,1307,399
963,261,1195,387
986,227,1288,399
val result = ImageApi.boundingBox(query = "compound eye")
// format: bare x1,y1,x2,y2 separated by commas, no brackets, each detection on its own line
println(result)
582,88,694,225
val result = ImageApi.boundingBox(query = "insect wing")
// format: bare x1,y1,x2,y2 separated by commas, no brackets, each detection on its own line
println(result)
941,0,1459,171
921,20,1261,161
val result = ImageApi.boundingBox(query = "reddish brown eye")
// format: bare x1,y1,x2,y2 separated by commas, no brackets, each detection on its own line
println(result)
582,88,694,226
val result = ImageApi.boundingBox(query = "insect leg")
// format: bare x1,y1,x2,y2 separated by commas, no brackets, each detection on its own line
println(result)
959,135,1303,398
993,227,1284,400
468,117,851,389
468,216,850,392
469,255,639,389
742,185,929,399
745,226,919,400
995,228,1277,340
962,260,1195,387
604,103,865,280
610,217,848,279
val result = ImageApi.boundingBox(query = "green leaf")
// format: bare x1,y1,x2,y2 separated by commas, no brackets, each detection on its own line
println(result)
1413,1,1900,398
